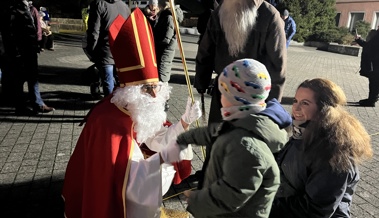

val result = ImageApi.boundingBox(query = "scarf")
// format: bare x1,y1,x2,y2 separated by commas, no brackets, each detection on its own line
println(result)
292,119,309,140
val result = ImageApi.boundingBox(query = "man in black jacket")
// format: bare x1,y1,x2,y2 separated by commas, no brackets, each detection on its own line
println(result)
85,0,130,97
355,29,379,107
7,0,54,115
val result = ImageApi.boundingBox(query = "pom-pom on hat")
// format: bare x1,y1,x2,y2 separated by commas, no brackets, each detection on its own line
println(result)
282,9,289,17
151,0,158,6
109,8,159,87
218,59,271,114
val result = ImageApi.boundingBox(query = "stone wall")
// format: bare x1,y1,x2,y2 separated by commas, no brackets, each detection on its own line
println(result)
50,18,85,33
327,43,362,57
304,41,362,57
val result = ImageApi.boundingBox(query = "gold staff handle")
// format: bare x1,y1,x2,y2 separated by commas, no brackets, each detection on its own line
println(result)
169,0,206,160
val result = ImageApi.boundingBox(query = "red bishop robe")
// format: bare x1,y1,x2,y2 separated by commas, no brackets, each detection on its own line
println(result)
62,95,134,218
62,94,192,218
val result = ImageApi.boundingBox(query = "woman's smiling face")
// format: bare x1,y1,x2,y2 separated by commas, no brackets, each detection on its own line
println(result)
292,87,319,121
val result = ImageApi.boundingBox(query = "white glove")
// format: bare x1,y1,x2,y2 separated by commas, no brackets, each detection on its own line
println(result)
181,97,202,124
160,141,181,163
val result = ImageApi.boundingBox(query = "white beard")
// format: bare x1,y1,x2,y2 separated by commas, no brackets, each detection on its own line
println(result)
111,82,171,144
219,0,258,57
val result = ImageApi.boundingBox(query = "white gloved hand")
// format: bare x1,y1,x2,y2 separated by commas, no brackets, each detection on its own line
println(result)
160,141,181,163
181,97,202,124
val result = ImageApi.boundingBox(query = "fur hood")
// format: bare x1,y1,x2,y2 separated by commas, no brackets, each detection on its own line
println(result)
254,0,265,7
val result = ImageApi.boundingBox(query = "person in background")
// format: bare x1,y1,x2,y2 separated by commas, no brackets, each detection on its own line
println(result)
38,11,54,51
280,9,296,48
177,58,291,217
270,78,373,218
196,0,221,44
39,6,50,25
0,0,13,101
195,0,286,125
28,1,42,47
266,0,279,8
81,5,90,31
62,8,202,218
355,29,379,107
0,30,3,91
85,0,129,97
150,0,183,110
143,0,159,26
9,0,54,115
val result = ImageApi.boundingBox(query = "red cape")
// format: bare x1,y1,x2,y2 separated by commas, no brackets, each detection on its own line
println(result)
62,95,133,218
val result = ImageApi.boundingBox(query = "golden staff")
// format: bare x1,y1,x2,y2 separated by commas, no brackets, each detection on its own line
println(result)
169,0,206,160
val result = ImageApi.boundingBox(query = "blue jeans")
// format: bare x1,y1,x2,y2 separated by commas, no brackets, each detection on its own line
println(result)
96,64,115,96
28,80,44,107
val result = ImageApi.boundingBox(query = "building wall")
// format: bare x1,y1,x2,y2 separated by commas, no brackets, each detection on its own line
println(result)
336,0,379,29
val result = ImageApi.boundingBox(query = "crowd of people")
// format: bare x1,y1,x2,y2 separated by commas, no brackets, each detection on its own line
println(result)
0,0,375,217
62,1,374,218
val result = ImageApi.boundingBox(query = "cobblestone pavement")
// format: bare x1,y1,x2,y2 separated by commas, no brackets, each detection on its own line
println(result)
0,33,378,218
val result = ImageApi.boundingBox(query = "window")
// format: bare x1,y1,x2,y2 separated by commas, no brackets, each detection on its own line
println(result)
374,12,379,30
335,13,341,27
348,12,364,32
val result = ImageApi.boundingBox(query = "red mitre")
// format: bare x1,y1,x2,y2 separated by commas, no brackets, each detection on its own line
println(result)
109,8,158,87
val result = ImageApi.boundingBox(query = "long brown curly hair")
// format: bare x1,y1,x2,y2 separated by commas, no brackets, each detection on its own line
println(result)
298,78,373,172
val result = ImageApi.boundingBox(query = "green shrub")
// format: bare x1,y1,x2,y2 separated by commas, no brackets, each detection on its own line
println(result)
340,34,355,45
306,26,356,45
354,20,371,39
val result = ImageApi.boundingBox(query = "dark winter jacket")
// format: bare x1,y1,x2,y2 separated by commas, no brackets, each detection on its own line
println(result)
86,0,130,65
270,138,359,218
357,30,379,75
195,0,286,123
177,99,291,218
9,0,39,56
152,6,183,82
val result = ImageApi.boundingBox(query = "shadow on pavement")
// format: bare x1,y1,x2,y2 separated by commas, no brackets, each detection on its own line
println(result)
0,90,96,123
38,65,87,86
53,33,84,48
171,67,196,74
173,56,196,64
0,176,65,218
169,74,195,85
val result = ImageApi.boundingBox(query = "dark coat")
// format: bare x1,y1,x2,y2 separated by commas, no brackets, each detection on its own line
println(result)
152,6,183,82
176,100,291,218
270,138,359,218
359,31,379,101
9,0,39,56
358,31,379,74
86,0,130,65
194,0,287,124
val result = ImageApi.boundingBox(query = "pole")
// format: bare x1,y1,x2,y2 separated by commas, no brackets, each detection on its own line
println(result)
168,0,206,160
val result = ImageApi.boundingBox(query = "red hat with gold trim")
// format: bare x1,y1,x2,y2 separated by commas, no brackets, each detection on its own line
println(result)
109,8,158,87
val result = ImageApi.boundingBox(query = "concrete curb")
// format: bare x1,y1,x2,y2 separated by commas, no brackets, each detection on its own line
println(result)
179,27,200,36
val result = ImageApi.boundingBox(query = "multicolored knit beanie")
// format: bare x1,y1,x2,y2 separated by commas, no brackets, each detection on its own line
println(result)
218,59,271,120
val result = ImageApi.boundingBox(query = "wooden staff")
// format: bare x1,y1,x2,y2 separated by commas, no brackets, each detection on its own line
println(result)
169,0,206,160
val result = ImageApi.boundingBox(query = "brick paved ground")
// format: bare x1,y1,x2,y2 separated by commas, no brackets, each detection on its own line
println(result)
0,33,378,218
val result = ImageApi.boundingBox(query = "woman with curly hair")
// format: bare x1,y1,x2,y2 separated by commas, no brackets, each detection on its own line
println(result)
270,78,373,218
